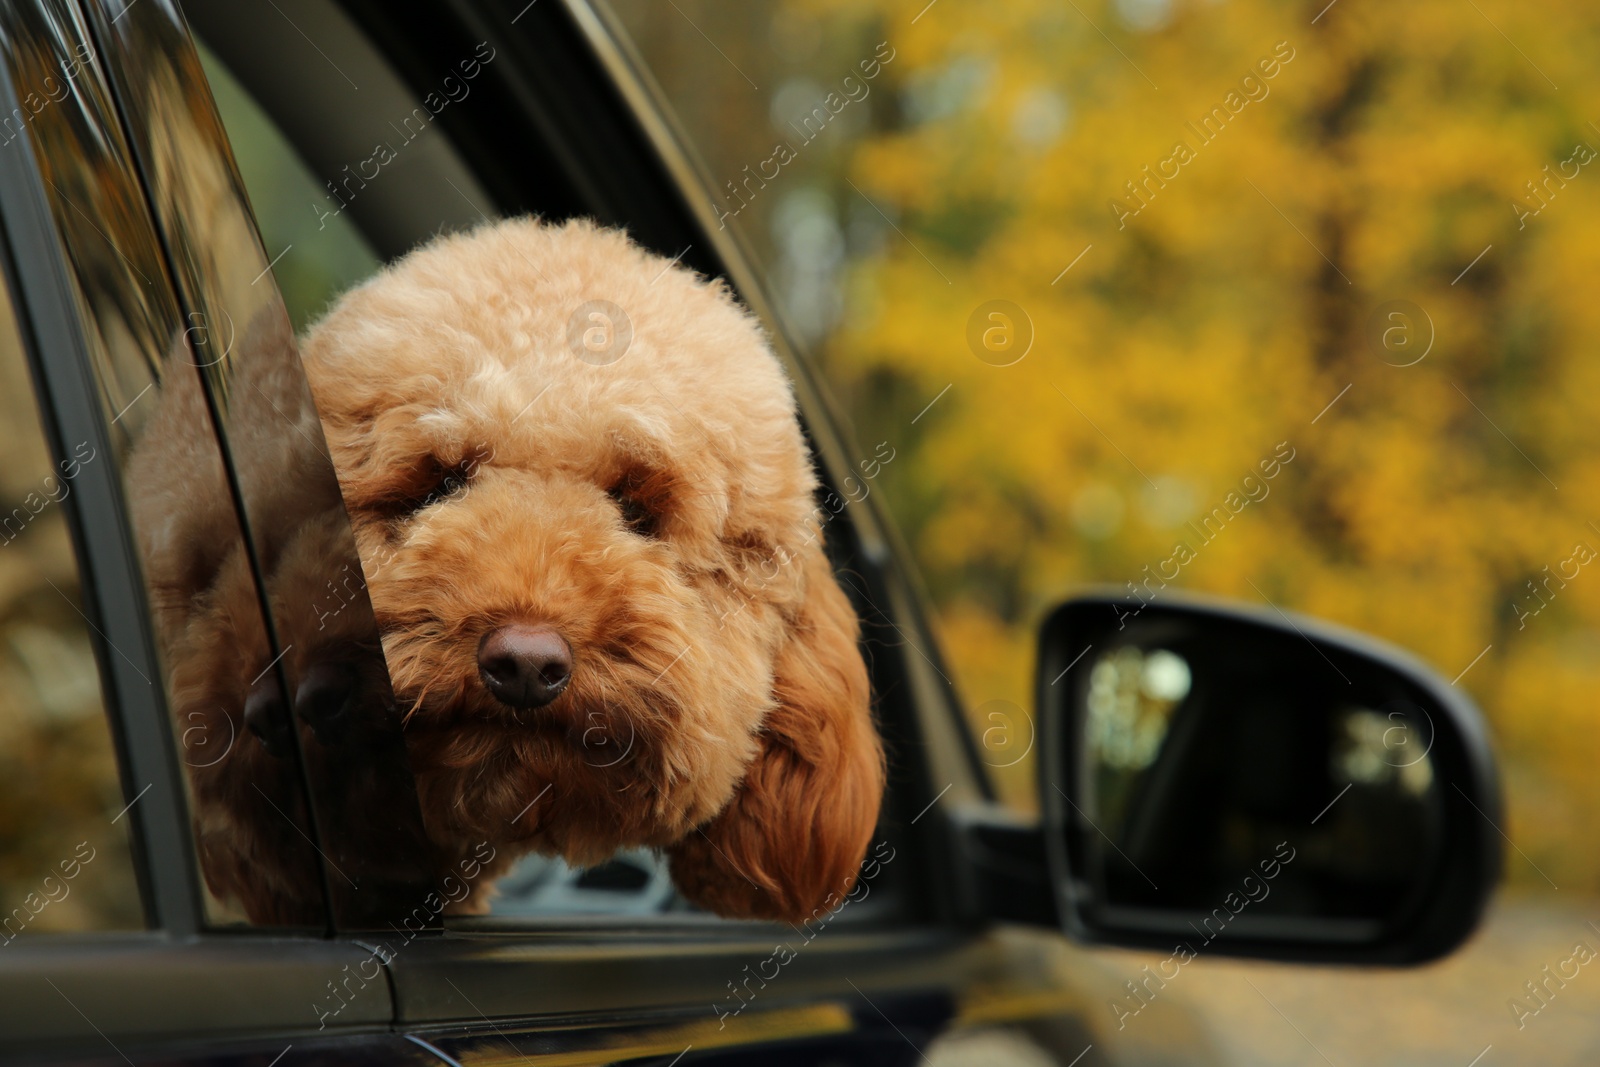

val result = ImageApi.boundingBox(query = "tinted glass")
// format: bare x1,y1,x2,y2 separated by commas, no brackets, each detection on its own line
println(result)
192,42,379,330
90,0,441,929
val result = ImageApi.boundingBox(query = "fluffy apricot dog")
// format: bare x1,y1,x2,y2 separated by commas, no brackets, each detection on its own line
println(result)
300,218,884,921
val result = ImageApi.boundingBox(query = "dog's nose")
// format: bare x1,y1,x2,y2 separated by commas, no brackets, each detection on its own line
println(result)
244,670,293,758
478,625,573,709
294,660,358,744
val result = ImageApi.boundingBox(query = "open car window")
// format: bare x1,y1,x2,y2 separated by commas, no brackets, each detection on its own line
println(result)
178,0,928,933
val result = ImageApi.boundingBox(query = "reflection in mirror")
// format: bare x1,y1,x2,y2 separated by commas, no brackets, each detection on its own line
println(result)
1042,595,1497,962
1078,629,1439,929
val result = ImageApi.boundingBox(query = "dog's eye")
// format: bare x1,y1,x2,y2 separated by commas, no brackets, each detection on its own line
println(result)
608,486,660,538
416,469,470,511
384,458,477,520
606,469,667,539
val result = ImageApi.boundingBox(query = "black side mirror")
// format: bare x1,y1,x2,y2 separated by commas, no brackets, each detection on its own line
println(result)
1032,592,1501,965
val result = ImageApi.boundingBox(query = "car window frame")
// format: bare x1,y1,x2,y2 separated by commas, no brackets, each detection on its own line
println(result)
0,0,200,943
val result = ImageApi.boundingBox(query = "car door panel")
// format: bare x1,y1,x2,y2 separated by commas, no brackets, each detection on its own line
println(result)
425,1022,928,1067
0,937,394,1050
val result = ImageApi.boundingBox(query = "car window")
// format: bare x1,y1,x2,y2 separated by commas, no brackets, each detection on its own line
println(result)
600,0,1600,1059
0,263,142,937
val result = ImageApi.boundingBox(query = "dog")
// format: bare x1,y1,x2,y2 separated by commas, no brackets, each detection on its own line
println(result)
298,217,885,922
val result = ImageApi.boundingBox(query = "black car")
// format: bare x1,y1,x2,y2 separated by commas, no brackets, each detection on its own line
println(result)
0,1,1499,1064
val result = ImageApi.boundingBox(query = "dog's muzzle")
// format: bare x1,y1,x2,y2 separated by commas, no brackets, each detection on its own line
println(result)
478,624,573,710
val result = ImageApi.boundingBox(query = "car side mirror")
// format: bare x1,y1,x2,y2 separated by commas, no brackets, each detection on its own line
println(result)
1030,592,1501,964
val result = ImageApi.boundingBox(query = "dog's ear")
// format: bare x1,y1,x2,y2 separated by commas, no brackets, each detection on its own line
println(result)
668,544,883,922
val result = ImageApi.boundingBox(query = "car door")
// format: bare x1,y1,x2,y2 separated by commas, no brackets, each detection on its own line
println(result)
0,2,1503,1064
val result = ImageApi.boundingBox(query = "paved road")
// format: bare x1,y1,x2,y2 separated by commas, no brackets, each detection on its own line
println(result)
1090,890,1599,1065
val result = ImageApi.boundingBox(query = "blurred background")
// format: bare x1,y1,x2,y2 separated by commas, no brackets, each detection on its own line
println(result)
597,0,1600,1062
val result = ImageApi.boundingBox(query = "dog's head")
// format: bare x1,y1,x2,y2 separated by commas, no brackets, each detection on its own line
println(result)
300,218,883,920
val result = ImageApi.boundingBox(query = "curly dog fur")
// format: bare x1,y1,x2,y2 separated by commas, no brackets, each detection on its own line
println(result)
300,217,884,921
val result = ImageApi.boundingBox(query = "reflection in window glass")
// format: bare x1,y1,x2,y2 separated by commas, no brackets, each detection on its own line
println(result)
196,42,380,331
0,275,142,935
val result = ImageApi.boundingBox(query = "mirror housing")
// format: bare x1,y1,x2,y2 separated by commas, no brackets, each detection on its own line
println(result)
1022,592,1501,965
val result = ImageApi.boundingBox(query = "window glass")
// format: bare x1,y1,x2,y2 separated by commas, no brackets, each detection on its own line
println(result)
603,0,1600,1055
196,43,380,330
0,269,142,936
